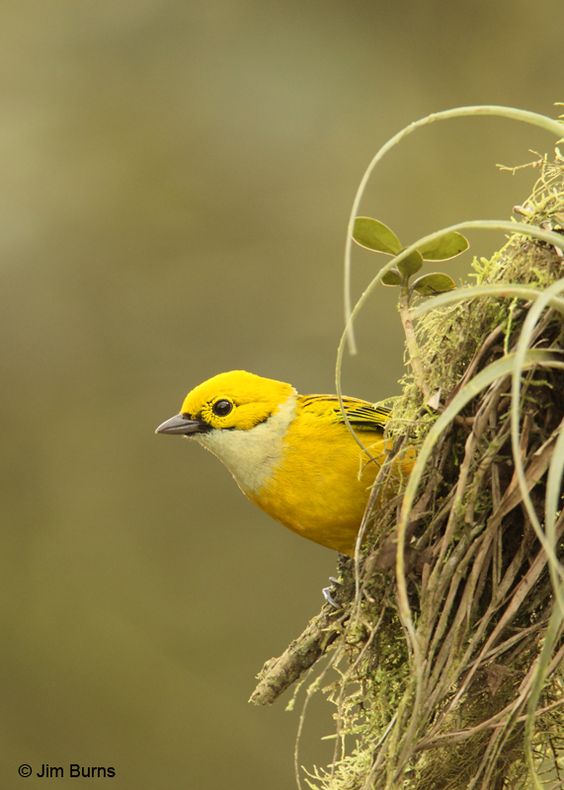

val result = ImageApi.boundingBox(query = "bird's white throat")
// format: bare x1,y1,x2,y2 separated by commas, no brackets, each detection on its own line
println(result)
192,392,297,494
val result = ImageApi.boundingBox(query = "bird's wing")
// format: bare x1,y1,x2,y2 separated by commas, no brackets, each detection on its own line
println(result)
299,394,391,432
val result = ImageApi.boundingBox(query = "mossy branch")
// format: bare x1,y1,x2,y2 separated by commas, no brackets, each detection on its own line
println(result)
250,558,354,707
249,606,343,707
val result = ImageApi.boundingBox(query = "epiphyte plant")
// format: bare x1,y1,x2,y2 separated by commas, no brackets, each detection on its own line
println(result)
352,216,468,294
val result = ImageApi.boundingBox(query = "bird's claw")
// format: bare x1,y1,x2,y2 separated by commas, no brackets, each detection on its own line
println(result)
322,576,342,609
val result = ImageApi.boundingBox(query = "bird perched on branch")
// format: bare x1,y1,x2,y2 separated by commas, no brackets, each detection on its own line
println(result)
156,370,411,556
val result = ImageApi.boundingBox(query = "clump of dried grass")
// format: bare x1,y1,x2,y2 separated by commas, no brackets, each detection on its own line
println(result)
310,155,563,789
252,154,563,790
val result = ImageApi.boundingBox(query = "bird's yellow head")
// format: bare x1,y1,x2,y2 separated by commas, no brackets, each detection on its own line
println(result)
156,370,296,436
156,370,298,495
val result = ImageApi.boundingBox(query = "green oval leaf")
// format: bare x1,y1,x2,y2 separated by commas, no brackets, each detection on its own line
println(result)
412,272,456,295
353,217,402,255
381,267,402,286
397,250,423,277
417,231,469,261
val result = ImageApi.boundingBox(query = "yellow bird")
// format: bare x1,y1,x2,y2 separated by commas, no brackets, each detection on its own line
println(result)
156,370,409,556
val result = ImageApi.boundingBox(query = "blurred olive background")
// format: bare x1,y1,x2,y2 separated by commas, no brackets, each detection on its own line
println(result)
0,1,561,788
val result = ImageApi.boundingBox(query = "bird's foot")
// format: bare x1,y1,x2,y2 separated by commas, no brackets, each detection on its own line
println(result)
322,576,342,609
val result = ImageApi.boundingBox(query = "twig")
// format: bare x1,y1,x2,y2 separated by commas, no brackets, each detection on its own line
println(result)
249,604,349,706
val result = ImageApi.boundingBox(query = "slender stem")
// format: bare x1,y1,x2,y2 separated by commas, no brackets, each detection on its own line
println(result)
398,284,430,400
344,105,563,353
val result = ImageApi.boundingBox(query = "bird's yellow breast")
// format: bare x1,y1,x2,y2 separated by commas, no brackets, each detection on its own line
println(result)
249,399,393,555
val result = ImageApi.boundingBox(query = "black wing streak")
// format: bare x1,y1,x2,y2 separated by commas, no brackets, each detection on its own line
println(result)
301,394,390,432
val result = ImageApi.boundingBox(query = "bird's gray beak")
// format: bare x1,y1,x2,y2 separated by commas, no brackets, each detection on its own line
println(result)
155,414,209,436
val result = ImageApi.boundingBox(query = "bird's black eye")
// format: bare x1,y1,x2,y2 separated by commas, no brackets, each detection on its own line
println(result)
212,399,233,417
